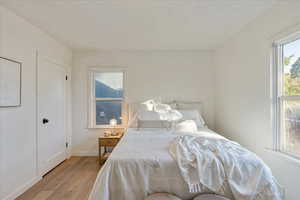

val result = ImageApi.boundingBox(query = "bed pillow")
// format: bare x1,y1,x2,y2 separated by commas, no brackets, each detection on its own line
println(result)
178,109,205,128
175,120,197,132
141,99,155,111
138,120,169,129
137,110,162,120
154,103,172,113
137,110,170,129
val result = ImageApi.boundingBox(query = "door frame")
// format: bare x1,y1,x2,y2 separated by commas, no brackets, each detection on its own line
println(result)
36,51,71,176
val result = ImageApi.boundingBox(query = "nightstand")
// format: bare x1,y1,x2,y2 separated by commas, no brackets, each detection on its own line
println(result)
98,131,124,165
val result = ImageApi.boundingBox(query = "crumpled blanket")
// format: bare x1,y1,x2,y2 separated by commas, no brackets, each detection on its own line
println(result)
169,135,284,200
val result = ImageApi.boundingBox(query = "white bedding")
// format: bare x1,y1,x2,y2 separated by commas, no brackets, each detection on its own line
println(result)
88,129,281,200
89,128,230,200
170,135,283,200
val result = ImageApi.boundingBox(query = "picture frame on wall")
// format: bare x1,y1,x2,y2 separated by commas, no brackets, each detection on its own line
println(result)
0,57,22,107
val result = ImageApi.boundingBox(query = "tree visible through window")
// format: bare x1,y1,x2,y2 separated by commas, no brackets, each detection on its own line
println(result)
275,37,300,158
91,71,124,126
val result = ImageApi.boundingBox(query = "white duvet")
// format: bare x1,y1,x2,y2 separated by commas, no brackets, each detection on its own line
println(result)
89,129,283,200
169,135,283,200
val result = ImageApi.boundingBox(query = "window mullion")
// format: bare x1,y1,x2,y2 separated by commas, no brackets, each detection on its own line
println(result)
277,44,284,97
280,96,300,101
95,98,123,101
274,44,283,151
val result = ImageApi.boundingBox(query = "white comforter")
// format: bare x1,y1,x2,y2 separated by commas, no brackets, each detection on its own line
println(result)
169,135,283,200
88,129,282,200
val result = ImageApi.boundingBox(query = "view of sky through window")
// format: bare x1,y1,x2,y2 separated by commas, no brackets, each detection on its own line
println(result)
95,72,123,90
284,39,300,72
95,72,123,98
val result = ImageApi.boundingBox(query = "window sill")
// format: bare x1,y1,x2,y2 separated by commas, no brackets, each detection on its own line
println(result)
265,148,300,168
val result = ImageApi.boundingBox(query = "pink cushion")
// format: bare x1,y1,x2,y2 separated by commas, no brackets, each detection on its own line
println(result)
145,193,182,200
193,194,230,200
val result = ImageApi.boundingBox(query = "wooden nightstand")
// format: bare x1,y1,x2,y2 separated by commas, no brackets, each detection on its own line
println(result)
98,131,124,165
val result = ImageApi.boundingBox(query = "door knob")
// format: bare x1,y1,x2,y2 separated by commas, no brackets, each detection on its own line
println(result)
42,118,49,124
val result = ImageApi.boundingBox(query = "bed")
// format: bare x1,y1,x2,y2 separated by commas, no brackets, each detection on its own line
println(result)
89,128,234,200
88,101,283,200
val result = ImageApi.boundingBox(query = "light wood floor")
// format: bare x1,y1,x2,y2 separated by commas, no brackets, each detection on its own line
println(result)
17,157,101,200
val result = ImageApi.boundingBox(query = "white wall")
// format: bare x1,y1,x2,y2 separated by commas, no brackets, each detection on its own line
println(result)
214,3,300,200
72,50,215,156
0,6,72,200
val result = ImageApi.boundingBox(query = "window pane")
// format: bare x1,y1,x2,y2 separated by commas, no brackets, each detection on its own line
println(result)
96,100,122,125
282,100,300,157
95,72,123,98
283,39,300,95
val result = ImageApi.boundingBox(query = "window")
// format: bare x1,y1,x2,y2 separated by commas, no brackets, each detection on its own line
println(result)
274,35,300,158
89,70,125,128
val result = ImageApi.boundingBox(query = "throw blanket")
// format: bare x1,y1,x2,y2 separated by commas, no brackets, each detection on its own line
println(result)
169,135,283,200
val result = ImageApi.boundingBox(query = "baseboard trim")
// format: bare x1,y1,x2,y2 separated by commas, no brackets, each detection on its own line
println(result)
3,176,42,200
72,151,98,156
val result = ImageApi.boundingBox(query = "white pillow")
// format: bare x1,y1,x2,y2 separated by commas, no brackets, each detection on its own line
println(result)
137,110,169,129
154,103,172,113
175,120,197,132
141,99,155,111
159,109,183,121
137,109,182,121
138,120,169,129
179,110,205,128
137,110,161,120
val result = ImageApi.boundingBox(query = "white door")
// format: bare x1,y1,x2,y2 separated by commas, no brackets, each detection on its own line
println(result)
37,55,67,176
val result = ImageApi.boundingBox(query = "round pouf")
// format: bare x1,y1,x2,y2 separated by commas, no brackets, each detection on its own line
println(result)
145,193,182,200
193,194,231,200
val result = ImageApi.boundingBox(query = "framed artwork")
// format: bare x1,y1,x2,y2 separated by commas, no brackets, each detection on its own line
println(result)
0,57,22,107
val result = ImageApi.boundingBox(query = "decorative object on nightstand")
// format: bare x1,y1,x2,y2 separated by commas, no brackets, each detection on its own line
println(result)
109,118,118,136
98,129,124,165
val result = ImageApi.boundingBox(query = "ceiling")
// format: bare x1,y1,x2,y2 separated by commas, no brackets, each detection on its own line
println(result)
0,0,278,51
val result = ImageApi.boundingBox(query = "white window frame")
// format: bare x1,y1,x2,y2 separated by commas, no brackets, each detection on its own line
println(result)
88,68,127,129
273,32,300,159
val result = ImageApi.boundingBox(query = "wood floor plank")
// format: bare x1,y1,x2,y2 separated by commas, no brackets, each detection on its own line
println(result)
17,157,83,200
16,157,100,200
46,158,95,200
31,191,54,200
